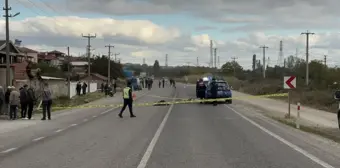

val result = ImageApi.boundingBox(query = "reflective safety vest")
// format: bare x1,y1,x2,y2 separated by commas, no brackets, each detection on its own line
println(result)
123,87,131,99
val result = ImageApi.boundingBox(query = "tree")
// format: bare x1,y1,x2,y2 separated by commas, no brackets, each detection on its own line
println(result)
90,55,123,80
221,61,243,75
153,60,160,76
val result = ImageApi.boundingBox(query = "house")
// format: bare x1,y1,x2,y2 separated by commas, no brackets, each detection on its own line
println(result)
70,61,88,77
17,47,39,63
0,40,34,86
38,50,66,67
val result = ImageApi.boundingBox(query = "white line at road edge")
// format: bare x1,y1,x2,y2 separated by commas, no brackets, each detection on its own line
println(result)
32,137,45,142
225,105,335,168
137,92,177,168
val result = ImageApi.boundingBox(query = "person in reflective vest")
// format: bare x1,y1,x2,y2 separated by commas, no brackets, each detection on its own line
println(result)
118,81,136,118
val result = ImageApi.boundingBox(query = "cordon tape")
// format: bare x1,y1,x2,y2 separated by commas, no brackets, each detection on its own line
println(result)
41,93,288,110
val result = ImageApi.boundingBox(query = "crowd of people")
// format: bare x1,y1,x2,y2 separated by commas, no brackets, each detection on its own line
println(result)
0,83,53,120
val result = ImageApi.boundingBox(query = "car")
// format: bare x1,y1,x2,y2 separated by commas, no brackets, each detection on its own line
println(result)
205,80,232,104
334,90,340,129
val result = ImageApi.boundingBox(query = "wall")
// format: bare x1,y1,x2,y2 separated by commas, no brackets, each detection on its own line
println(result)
26,52,38,63
69,82,97,98
15,80,97,99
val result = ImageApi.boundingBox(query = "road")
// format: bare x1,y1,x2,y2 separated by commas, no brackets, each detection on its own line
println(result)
0,83,340,168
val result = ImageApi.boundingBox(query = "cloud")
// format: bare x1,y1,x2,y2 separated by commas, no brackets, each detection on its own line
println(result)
48,0,340,32
1,15,340,69
194,26,217,31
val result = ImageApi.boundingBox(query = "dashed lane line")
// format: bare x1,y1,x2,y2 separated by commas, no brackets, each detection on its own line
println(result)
32,137,45,142
55,129,64,133
1,148,17,154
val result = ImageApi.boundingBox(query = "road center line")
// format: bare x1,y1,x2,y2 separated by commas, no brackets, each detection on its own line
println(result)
1,147,17,154
32,137,45,142
55,129,63,133
225,105,335,168
136,93,177,168
70,124,77,127
92,115,97,118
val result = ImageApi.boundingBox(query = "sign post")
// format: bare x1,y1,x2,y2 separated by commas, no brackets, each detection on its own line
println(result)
284,76,296,118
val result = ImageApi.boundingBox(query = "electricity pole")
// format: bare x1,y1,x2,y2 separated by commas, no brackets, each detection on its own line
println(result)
105,44,114,84
214,48,217,68
67,46,70,98
82,33,96,92
114,53,120,62
196,56,199,66
165,54,168,67
259,45,268,78
301,30,315,86
231,57,238,77
324,55,327,66
3,0,20,88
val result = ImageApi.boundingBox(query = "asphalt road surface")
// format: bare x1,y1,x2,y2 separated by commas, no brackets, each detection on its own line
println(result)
0,83,339,168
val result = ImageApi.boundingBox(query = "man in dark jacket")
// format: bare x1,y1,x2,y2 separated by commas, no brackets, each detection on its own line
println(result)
19,85,28,119
26,87,36,120
196,79,206,102
210,79,218,106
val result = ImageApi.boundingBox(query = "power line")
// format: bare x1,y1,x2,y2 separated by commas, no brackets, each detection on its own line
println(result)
259,45,268,78
301,30,315,86
105,44,114,83
82,33,96,92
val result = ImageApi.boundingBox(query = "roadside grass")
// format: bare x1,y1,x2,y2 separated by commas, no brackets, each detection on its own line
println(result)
267,115,340,143
176,75,338,113
34,91,105,113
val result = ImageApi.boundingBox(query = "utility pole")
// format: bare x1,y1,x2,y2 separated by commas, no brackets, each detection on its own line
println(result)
105,44,114,84
231,57,238,77
218,56,220,68
82,33,96,93
67,46,71,98
143,58,146,65
114,53,120,62
210,40,213,67
214,48,217,68
259,45,268,78
196,56,199,66
165,54,168,67
3,0,20,88
324,55,327,66
301,30,315,86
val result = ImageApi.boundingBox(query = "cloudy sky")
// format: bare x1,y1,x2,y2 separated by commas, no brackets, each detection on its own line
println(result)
1,0,340,69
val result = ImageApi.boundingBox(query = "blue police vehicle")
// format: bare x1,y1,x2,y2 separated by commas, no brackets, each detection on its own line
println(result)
205,79,232,104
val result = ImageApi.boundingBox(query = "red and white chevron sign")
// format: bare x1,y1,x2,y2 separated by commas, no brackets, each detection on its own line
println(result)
284,76,296,89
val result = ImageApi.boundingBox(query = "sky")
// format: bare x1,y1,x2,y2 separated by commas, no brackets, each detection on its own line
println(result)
1,0,340,69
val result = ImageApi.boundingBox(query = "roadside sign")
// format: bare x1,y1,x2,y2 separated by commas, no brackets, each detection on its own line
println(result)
284,76,296,89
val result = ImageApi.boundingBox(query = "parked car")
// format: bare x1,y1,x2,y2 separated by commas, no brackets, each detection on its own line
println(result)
205,79,232,104
334,90,340,129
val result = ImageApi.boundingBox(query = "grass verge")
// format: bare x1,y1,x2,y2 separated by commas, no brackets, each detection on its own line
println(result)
35,91,105,113
268,115,340,143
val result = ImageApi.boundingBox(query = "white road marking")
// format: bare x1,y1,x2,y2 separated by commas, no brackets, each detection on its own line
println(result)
225,105,335,168
83,119,88,122
137,93,177,168
1,148,17,154
70,124,77,127
32,137,45,142
55,129,64,133
93,115,97,118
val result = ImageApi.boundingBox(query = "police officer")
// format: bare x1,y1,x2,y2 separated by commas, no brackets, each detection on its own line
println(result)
210,78,218,106
118,81,136,118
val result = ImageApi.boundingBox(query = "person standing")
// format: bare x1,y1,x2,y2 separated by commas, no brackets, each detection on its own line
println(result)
82,82,87,95
41,83,52,120
162,78,165,88
19,85,28,119
26,86,36,120
210,78,218,106
76,82,81,96
9,86,20,120
118,81,136,118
